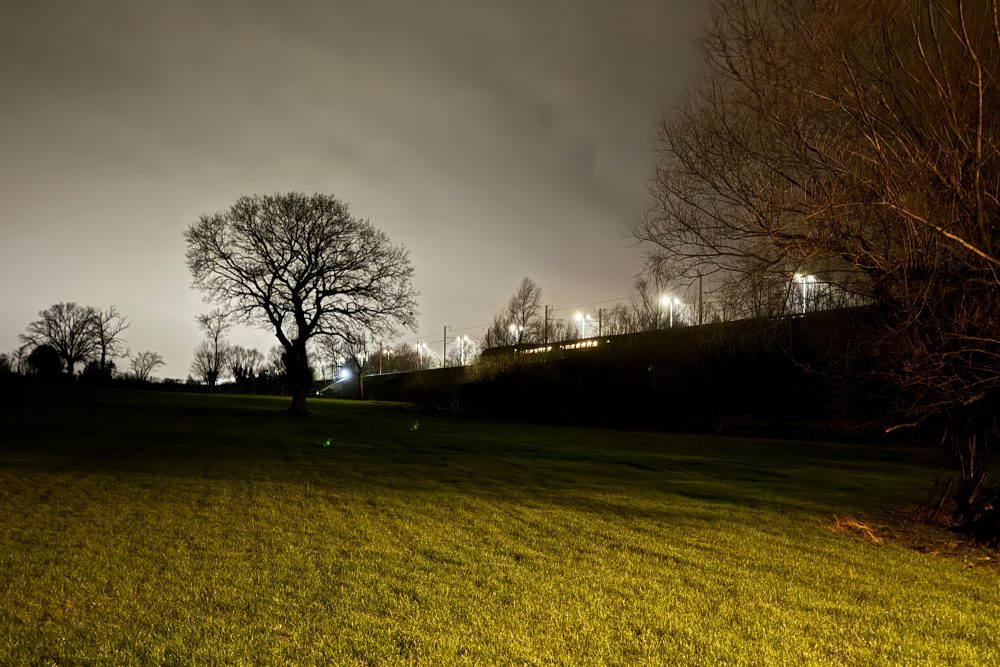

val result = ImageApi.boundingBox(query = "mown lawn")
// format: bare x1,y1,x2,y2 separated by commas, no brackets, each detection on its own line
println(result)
0,382,996,665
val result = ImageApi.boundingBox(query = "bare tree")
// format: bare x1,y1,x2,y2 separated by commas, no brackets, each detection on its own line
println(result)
637,0,1000,535
190,340,227,387
196,310,231,360
1,346,29,375
264,346,286,378
192,310,232,389
627,259,682,331
228,346,264,392
483,278,544,348
712,254,791,322
9,346,29,375
319,326,378,398
602,303,638,336
506,277,543,342
130,350,164,382
20,303,97,375
446,335,478,367
186,192,417,414
380,341,421,373
483,314,514,349
90,306,130,374
545,318,577,343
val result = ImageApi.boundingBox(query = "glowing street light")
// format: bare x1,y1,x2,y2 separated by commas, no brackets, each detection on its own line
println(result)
574,312,594,338
421,342,434,367
508,323,523,345
455,335,471,365
793,273,816,314
660,295,682,328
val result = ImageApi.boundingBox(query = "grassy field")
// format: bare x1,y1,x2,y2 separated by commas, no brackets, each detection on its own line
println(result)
0,383,996,665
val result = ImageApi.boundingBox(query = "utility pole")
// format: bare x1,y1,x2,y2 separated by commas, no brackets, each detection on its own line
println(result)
598,308,603,336
379,340,384,374
543,305,549,345
698,274,704,326
443,326,450,368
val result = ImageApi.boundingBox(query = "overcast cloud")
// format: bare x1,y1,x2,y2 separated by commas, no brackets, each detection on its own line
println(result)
0,0,706,377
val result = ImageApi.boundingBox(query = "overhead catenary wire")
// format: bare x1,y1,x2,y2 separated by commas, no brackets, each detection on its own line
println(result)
396,294,637,356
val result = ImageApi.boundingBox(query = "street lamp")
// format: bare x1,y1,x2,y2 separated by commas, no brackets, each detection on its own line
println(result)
660,295,682,328
508,323,522,345
422,342,434,367
575,312,591,338
793,273,816,314
455,335,471,366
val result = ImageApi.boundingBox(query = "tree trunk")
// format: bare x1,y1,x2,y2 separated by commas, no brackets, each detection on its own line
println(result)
285,342,312,416
948,410,999,544
290,381,309,415
358,371,365,400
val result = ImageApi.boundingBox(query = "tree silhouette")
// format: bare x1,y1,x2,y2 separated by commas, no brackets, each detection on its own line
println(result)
319,326,377,398
484,277,543,347
130,351,164,382
637,0,1000,535
228,346,264,393
193,310,232,389
20,303,97,375
90,306,129,374
506,277,543,343
27,344,63,378
190,340,228,388
185,192,417,414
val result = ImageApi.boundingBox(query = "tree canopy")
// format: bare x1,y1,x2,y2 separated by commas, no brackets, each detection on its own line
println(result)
21,303,99,375
185,192,417,413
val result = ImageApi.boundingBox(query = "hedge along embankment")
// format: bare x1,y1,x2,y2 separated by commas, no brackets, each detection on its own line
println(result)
364,308,888,437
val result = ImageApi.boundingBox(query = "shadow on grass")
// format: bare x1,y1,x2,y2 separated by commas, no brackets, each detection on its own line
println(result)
0,382,943,519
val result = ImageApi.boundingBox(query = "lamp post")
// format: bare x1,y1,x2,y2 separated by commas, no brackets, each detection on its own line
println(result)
793,273,816,314
421,342,434,368
508,323,522,345
661,295,682,328
455,335,470,366
443,325,449,368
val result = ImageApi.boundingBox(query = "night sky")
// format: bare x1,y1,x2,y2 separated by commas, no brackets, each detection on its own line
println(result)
1,0,706,379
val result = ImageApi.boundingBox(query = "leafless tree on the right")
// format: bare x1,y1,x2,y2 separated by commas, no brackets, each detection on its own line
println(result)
636,0,1000,535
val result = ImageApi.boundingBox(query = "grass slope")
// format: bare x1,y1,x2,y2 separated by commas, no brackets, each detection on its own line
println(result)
0,383,996,665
